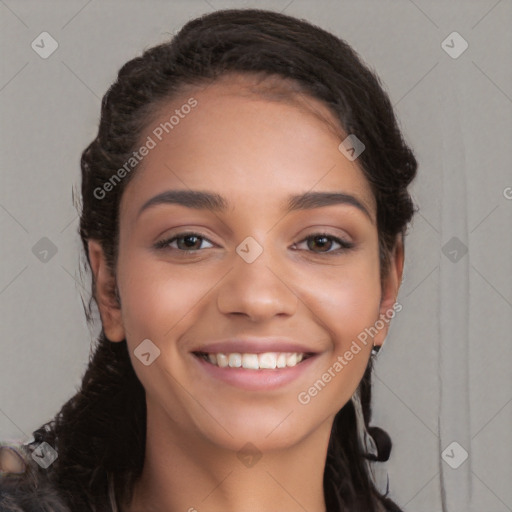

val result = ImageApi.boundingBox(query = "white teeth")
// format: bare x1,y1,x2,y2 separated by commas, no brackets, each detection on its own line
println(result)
259,352,277,369
286,353,297,366
276,353,287,368
242,354,259,369
228,353,242,368
216,353,229,368
202,352,307,369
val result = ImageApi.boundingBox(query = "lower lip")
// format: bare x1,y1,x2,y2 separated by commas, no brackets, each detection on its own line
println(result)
192,354,319,391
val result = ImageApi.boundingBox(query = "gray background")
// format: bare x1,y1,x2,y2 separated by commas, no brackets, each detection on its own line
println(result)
1,1,511,511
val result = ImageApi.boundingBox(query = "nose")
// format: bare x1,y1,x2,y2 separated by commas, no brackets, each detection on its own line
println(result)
217,241,298,322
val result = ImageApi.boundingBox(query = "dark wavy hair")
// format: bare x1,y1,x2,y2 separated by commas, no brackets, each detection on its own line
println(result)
0,8,417,512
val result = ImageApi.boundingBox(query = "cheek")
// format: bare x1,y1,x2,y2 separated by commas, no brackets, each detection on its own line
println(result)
332,278,381,344
314,277,379,377
294,276,380,417
298,257,382,344
115,241,198,343
119,265,201,343
293,253,381,400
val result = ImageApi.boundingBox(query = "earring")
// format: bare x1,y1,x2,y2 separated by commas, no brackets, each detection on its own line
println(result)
371,343,381,356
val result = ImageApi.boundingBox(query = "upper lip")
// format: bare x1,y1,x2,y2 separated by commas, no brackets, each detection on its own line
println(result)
190,337,319,355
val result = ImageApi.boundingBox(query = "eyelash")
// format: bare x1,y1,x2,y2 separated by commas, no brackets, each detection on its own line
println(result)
153,231,355,255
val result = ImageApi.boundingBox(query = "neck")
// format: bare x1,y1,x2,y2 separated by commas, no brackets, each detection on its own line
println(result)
122,401,332,512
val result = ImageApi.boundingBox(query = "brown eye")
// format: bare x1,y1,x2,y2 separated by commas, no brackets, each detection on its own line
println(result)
308,234,334,252
154,232,214,252
176,234,203,250
293,232,354,254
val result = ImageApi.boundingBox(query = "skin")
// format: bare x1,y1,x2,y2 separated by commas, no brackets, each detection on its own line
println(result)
88,73,404,512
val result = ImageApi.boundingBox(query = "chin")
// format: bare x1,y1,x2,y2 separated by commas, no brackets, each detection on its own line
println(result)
198,416,308,453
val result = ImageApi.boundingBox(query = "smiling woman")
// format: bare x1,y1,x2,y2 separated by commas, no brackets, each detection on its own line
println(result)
0,8,417,512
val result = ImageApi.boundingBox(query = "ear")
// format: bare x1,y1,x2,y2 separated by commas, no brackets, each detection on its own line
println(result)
372,234,404,348
88,240,125,342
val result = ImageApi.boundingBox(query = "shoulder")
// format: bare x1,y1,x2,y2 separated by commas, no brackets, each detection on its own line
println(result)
0,441,70,512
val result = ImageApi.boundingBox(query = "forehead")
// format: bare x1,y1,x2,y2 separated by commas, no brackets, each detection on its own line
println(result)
183,72,348,141
119,73,376,222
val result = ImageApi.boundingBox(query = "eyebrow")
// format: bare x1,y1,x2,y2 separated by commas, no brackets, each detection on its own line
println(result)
137,189,373,222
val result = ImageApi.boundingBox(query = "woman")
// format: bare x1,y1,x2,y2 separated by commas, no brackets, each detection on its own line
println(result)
0,8,417,512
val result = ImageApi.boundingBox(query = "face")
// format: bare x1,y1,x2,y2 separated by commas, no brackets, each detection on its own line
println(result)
89,73,402,454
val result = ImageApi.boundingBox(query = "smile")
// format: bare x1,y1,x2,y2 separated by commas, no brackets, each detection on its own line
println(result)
191,350,319,391
194,351,313,370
